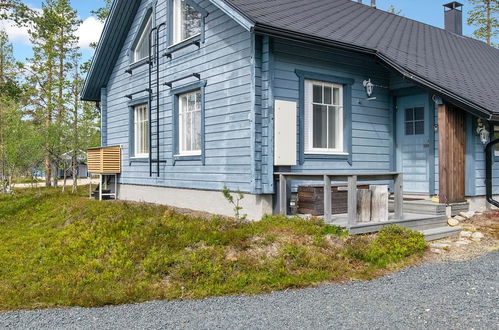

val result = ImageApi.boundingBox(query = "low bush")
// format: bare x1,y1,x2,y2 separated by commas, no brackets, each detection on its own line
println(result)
345,225,427,268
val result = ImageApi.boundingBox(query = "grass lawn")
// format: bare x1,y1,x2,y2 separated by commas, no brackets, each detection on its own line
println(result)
0,187,427,311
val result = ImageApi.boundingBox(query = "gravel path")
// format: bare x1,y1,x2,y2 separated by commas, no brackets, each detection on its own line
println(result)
1,252,498,330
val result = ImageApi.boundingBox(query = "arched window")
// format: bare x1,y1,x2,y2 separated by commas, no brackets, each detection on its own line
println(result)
133,13,152,63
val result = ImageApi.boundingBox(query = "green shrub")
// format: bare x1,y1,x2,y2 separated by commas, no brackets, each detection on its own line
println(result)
346,225,427,268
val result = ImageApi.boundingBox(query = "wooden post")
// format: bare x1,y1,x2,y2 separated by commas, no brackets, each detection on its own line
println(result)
89,175,92,199
99,174,103,201
370,185,389,222
114,174,118,200
394,173,403,219
347,175,358,226
323,175,332,223
357,189,371,222
279,174,287,215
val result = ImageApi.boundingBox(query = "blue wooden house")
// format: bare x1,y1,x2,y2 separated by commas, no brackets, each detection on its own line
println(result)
82,0,499,233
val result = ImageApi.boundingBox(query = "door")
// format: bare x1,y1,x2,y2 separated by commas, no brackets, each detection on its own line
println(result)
438,104,466,203
396,94,431,194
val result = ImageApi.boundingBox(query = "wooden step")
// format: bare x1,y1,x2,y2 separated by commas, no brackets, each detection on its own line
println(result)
420,226,462,241
389,200,446,215
348,215,447,234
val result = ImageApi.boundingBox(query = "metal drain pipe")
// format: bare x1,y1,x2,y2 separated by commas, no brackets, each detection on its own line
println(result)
485,138,499,207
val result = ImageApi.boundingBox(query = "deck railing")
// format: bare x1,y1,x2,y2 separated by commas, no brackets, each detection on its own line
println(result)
87,146,121,174
276,172,403,227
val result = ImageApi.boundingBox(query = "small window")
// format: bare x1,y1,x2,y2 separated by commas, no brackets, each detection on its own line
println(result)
304,80,343,153
405,107,424,135
134,104,149,157
173,0,201,44
494,126,499,156
133,14,152,63
178,90,201,155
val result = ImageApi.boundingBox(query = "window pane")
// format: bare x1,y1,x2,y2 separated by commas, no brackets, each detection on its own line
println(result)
494,127,499,154
313,104,327,148
405,108,413,121
405,122,414,135
313,84,322,103
328,106,337,149
324,86,332,104
414,120,424,135
134,16,152,62
185,111,192,151
414,107,424,120
193,110,201,150
134,104,148,155
181,0,201,41
179,90,202,153
333,87,340,105
188,92,195,112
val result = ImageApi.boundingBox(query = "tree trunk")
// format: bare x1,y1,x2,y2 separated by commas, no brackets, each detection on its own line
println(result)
45,50,53,188
72,156,77,193
486,0,491,45
52,162,58,187
61,163,67,192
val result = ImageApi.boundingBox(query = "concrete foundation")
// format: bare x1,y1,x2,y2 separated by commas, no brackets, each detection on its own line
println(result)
466,195,499,212
118,184,274,220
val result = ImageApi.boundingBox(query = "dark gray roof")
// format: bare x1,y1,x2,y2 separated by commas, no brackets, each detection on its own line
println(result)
226,0,499,118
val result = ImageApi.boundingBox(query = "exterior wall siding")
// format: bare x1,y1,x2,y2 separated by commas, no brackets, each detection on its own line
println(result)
100,1,495,201
105,0,254,192
269,38,393,176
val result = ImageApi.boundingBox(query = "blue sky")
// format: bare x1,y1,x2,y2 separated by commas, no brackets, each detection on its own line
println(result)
2,0,494,63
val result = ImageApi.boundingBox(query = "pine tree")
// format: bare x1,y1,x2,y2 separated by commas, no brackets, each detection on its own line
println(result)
0,30,42,192
91,0,113,23
26,0,80,187
467,0,498,47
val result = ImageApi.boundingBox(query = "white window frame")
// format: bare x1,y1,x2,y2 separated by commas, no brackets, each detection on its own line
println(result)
494,125,499,157
304,79,345,154
172,0,201,45
178,90,202,156
133,104,149,158
133,14,152,63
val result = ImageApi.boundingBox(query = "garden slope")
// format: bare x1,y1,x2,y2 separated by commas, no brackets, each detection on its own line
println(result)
0,188,426,311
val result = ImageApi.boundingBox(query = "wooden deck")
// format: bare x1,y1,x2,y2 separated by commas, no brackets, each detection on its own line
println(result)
276,172,403,228
276,171,461,239
320,212,447,234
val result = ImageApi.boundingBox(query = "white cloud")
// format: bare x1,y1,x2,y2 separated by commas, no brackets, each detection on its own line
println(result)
76,16,104,50
1,13,103,51
1,20,31,44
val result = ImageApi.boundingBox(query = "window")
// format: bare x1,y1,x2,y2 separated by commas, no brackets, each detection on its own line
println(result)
178,90,201,155
134,104,149,157
494,126,499,157
304,80,343,153
405,107,425,135
133,14,152,63
173,0,201,44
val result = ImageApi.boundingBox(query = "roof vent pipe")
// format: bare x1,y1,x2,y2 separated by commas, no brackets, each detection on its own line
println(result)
443,2,463,35
371,0,376,8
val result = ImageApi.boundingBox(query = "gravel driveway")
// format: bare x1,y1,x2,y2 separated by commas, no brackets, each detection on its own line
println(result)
1,252,497,330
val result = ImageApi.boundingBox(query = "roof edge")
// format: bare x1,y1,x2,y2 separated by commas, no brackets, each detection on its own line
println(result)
210,0,254,31
81,0,120,102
